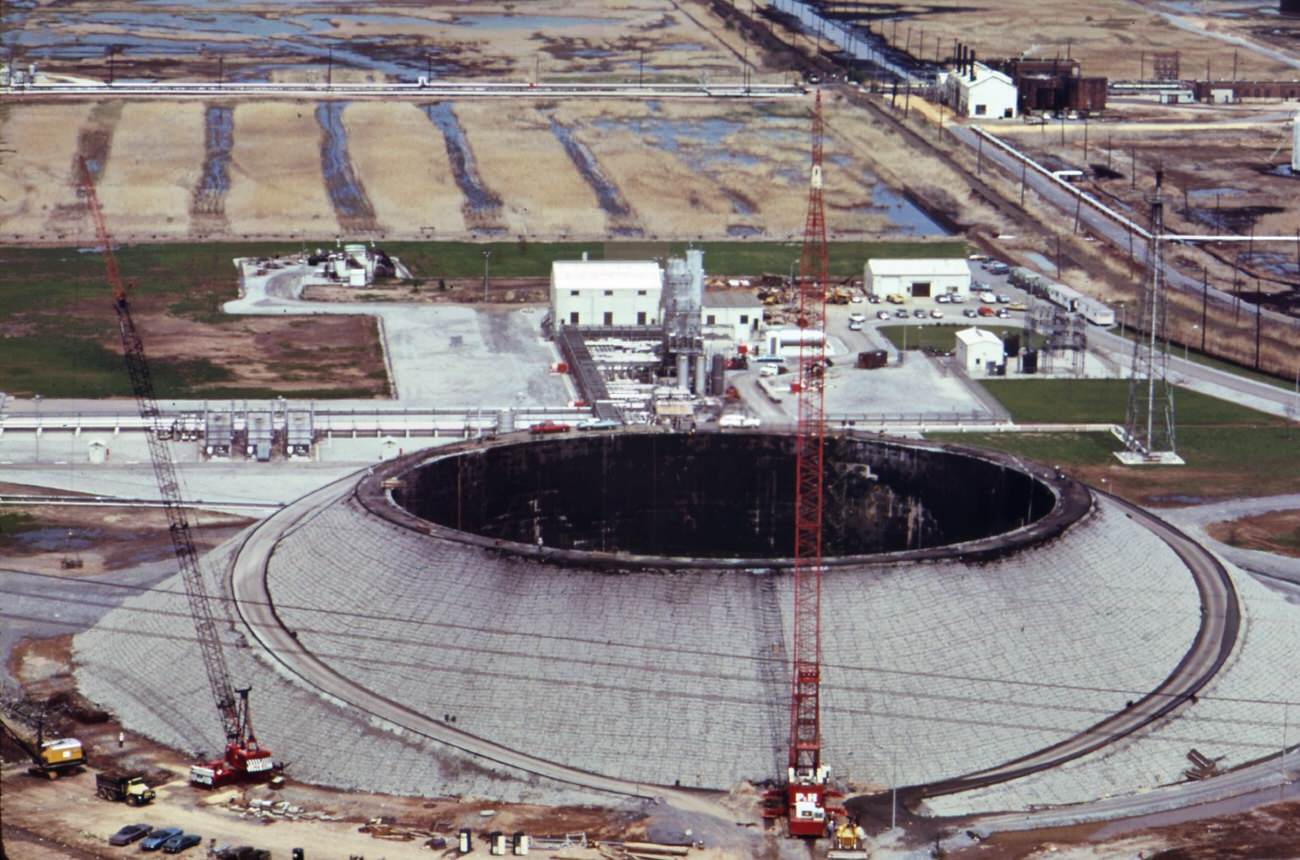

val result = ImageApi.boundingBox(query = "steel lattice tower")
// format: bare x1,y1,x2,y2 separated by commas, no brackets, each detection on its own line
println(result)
789,90,828,782
1119,171,1178,462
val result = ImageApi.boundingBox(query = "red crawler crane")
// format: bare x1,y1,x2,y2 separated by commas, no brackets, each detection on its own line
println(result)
764,91,837,839
77,157,273,788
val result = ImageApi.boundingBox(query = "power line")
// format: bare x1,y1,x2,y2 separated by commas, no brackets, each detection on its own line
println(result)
4,572,1299,715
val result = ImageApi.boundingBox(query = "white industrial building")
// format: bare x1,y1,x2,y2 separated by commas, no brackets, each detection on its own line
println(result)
955,327,1005,372
702,291,763,347
946,63,1018,119
865,258,972,301
550,259,663,328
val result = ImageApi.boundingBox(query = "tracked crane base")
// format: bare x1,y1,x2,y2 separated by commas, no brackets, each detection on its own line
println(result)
73,432,1248,810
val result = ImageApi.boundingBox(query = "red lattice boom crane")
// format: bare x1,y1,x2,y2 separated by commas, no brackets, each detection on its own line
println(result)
77,157,273,788
764,91,838,839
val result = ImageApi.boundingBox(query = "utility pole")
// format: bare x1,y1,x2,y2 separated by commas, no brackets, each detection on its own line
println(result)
1201,266,1209,352
1020,158,1027,207
482,249,492,301
326,46,333,89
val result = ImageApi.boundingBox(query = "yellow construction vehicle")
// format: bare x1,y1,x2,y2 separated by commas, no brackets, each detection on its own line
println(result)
0,716,87,779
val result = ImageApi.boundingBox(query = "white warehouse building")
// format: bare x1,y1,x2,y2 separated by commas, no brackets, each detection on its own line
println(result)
702,291,763,347
551,259,663,328
955,327,1005,372
865,258,972,301
946,63,1018,119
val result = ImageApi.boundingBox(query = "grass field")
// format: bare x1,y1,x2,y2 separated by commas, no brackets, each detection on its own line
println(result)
877,324,1038,353
395,239,967,279
0,244,385,398
0,239,963,397
979,379,1290,427
930,379,1297,504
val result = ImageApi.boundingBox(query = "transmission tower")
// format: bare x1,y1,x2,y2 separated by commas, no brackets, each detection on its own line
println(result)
1117,169,1181,464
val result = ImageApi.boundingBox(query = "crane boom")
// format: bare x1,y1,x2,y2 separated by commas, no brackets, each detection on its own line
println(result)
77,157,269,785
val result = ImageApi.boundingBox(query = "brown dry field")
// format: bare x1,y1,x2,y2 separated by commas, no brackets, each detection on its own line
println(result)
1,95,966,243
784,0,1298,81
1208,508,1300,558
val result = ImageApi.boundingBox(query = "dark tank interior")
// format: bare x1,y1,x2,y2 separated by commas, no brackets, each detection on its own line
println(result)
392,433,1058,559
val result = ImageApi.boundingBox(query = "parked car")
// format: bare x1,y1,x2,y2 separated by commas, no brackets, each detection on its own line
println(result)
848,320,863,331
108,824,153,846
867,293,881,303
141,828,183,852
894,309,909,319
528,420,570,435
996,308,1012,318
935,294,949,304
986,261,1010,275
972,280,990,292
912,308,927,318
978,306,996,317
719,414,761,428
979,292,997,304
759,363,782,377
996,293,1011,304
161,833,202,854
1008,302,1027,311
850,295,864,304
848,312,866,323
876,310,891,320
948,293,966,304
577,418,619,431
963,308,979,318
930,309,944,319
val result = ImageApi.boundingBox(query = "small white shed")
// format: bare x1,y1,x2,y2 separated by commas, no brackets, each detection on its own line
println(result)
955,327,1004,372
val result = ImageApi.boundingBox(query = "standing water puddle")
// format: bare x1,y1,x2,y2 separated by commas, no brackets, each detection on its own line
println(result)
421,102,502,227
316,102,377,231
193,104,233,219
547,118,638,232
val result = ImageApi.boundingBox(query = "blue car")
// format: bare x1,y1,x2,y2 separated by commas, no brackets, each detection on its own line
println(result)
162,832,202,854
140,827,182,851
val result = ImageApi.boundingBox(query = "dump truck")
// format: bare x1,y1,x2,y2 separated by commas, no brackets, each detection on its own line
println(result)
0,717,86,779
95,772,156,806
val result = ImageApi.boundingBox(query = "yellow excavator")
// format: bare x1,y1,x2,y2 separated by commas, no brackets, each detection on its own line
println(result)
0,715,87,779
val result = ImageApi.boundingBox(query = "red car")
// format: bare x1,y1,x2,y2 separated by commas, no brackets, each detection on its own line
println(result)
528,421,571,435
977,305,995,317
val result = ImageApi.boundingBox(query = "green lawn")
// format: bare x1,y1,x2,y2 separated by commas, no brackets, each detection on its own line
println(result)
0,243,384,398
979,379,1288,426
877,324,1039,353
929,379,1296,504
392,239,967,279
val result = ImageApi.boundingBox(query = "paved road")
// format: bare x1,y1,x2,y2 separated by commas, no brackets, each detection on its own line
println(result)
947,124,1300,336
228,470,735,819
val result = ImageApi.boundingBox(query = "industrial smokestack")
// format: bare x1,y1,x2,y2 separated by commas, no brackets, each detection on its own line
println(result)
969,50,977,81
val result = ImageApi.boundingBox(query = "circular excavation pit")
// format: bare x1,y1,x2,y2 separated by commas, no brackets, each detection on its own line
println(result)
389,432,1069,564
73,430,1225,809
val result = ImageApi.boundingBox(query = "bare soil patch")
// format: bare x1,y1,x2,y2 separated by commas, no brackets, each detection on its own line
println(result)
0,499,252,576
303,276,549,305
1207,509,1300,559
